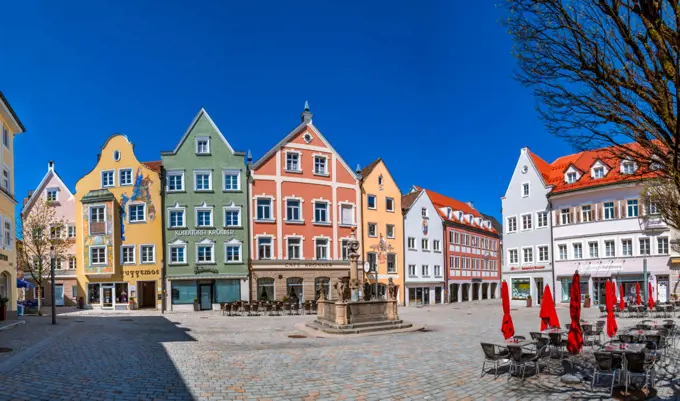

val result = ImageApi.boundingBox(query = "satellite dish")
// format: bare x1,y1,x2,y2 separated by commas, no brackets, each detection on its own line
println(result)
363,262,370,273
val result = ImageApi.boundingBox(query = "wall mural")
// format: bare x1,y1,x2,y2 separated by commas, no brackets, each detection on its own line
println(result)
83,201,115,274
119,168,156,240
369,234,394,264
422,219,428,235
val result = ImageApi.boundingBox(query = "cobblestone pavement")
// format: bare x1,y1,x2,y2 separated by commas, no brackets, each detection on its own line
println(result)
0,301,678,400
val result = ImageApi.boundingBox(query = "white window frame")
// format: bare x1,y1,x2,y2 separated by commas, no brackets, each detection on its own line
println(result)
119,168,133,186
286,236,303,260
195,206,214,228
621,238,633,257
196,240,215,264
285,150,302,173
121,245,136,265
367,222,377,237
520,213,532,231
408,264,416,276
257,236,273,260
521,182,530,198
658,237,669,255
338,202,354,226
603,202,615,220
385,197,395,212
648,201,660,215
169,242,187,264
101,170,115,188
255,196,274,221
222,170,241,191
313,201,329,224
407,237,416,250
314,237,330,260
558,244,568,261
421,207,428,218
166,171,185,192
507,216,517,233
286,198,303,222
128,202,147,223
588,241,599,258
508,248,518,265
46,187,58,202
537,245,549,262
639,237,651,255
88,205,107,235
604,240,616,257
386,224,395,239
312,154,328,176
193,170,213,191
581,205,592,223
626,199,639,218
223,206,242,228
140,244,156,264
522,246,533,264
89,245,107,265
224,240,243,263
536,211,548,228
621,160,635,174
421,238,430,251
433,239,441,252
566,172,577,183
195,136,210,154
367,195,377,210
572,242,583,259
167,207,186,229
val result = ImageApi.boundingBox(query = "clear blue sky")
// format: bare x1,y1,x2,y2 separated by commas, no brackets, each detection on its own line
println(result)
3,1,569,221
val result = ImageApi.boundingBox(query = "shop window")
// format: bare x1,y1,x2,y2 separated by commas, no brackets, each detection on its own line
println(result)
286,277,303,302
257,278,274,301
511,279,530,300
88,283,101,304
171,281,197,304
314,277,331,300
115,283,129,303
214,279,240,303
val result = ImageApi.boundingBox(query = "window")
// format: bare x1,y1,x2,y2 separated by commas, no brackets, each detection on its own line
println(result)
129,204,146,223
605,240,615,257
169,209,185,228
378,175,383,186
119,168,133,186
434,265,441,277
604,202,615,220
170,245,186,264
622,161,635,174
256,199,272,220
508,249,518,264
560,209,571,225
593,167,604,178
285,199,301,222
340,204,353,225
588,241,599,258
68,257,76,269
257,278,274,302
639,238,650,255
368,223,377,237
89,206,106,234
622,239,633,256
286,152,300,172
648,202,660,215
387,254,396,273
433,240,440,252
196,137,210,154
223,171,240,191
258,237,272,259
658,237,669,254
224,208,241,227
566,172,577,183
313,156,327,175
141,245,155,263
46,189,58,202
538,246,549,262
214,279,241,303
421,238,429,251
314,202,328,223
122,246,135,264
581,205,592,222
408,264,416,276
537,211,548,228
521,214,532,230
287,238,301,259
407,237,416,249
558,244,567,260
573,243,583,259
194,171,212,191
167,172,184,191
367,195,376,209
50,226,62,239
101,170,114,187
421,208,428,218
315,238,329,260
386,224,395,239
627,199,639,217
196,209,213,227
2,125,8,148
385,197,394,212
522,182,529,197
225,242,241,262
67,225,75,238
171,281,197,305
507,217,517,233
341,239,349,260
523,247,533,263
421,265,430,276
197,244,214,263
90,246,106,265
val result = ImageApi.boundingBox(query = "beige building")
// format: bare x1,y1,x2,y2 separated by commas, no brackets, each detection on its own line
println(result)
0,92,26,320
360,158,405,305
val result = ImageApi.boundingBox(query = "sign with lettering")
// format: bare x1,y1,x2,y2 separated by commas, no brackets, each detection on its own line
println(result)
509,265,545,271
123,269,160,278
284,262,333,269
174,229,234,237
194,266,219,275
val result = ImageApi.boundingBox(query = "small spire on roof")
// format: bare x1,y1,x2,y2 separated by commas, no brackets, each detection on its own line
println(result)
301,101,313,123
304,100,310,111
247,150,252,162
48,160,54,171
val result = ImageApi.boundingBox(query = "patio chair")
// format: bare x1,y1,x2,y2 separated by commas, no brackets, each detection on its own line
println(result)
303,302,312,315
624,352,656,394
591,351,621,397
644,334,662,363
273,302,282,316
548,333,566,359
582,324,600,348
653,306,664,319
291,303,300,315
513,335,526,341
599,305,607,317
626,305,637,319
264,303,273,316
480,343,509,379
618,334,635,344
251,302,260,316
506,344,545,381
529,332,543,340
242,303,251,316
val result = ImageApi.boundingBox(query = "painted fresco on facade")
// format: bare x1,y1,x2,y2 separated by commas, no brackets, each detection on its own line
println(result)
119,168,156,240
369,234,394,264
82,201,115,274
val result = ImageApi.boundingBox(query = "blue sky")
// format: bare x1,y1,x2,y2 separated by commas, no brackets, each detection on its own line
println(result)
2,1,569,221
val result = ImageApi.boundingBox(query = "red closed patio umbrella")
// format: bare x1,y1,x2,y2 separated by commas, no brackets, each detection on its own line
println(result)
648,282,655,310
635,282,641,305
606,281,617,338
618,283,625,311
539,285,560,330
566,271,583,355
501,281,515,339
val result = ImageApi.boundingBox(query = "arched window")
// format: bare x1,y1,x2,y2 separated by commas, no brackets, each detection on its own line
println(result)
314,277,331,300
257,278,274,302
286,277,303,302
113,150,121,162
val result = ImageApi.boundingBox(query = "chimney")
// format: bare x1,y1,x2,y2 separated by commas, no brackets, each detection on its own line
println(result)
48,160,54,171
467,201,475,209
301,100,313,123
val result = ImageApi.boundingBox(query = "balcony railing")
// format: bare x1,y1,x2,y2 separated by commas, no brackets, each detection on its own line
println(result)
90,221,106,235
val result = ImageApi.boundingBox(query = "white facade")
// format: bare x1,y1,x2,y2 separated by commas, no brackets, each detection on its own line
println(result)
403,191,445,306
501,148,554,305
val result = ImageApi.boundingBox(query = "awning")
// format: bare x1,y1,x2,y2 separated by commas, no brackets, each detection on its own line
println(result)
16,278,35,288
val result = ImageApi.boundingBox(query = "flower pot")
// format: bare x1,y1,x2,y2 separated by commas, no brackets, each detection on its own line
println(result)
584,298,591,308
0,305,6,321
193,301,200,312
526,298,532,308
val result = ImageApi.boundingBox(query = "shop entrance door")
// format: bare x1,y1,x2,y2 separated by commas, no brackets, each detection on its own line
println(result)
423,288,430,305
450,283,459,302
535,279,543,305
434,287,442,304
102,285,114,309
138,281,156,309
658,280,668,302
55,284,64,306
199,284,212,310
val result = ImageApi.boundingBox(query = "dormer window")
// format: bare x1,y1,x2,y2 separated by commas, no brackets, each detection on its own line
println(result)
522,183,530,197
592,167,604,179
378,175,383,186
566,172,577,184
621,161,635,174
46,188,58,202
196,137,210,154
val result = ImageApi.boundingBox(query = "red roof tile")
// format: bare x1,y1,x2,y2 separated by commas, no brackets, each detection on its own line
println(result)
413,186,497,233
528,150,551,183
142,161,162,173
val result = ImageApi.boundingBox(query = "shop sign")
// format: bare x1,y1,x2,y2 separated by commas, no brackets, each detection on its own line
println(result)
471,278,482,283
670,257,680,268
194,266,219,275
284,262,333,268
174,229,234,237
509,265,545,271
124,269,160,278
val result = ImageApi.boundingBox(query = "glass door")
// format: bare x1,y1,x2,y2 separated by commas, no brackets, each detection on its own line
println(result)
199,284,212,310
535,279,543,305
423,288,430,304
55,284,64,306
102,285,114,309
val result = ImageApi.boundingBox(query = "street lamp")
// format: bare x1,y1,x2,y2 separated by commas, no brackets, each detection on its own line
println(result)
50,246,56,325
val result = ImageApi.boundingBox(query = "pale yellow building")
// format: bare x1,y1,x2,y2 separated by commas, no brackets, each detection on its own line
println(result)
360,158,405,305
0,92,25,319
75,135,163,310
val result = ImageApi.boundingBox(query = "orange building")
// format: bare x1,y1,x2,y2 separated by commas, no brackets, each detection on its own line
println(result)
249,103,361,302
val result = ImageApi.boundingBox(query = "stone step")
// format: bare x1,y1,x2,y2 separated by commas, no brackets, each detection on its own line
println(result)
312,319,404,330
306,321,413,335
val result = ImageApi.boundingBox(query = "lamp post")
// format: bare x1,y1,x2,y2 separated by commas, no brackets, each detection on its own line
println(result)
50,246,56,325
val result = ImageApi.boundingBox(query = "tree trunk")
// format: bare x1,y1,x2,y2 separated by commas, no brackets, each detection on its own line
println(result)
37,286,43,316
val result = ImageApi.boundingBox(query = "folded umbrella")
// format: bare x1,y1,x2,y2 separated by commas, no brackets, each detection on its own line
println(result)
606,281,617,338
501,281,515,339
618,283,625,311
635,282,641,305
539,285,560,330
567,271,583,355
648,282,655,310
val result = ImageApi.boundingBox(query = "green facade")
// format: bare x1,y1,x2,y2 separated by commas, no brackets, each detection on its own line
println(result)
161,109,249,310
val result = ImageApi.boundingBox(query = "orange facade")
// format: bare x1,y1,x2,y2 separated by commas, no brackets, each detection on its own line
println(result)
249,109,361,302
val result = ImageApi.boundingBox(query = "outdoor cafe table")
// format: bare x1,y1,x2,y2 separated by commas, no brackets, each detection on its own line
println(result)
540,328,568,335
627,329,661,337
600,342,648,392
488,338,537,348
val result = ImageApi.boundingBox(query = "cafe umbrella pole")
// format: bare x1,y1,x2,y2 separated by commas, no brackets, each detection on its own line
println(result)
643,258,648,305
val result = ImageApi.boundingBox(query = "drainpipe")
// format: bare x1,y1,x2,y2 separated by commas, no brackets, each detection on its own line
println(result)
160,165,167,314
246,152,253,302
548,199,556,303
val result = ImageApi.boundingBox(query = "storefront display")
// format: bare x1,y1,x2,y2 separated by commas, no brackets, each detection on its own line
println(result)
511,278,530,300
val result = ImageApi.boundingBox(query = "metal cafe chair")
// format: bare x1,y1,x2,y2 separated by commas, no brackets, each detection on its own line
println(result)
591,351,621,397
506,344,546,381
480,343,509,379
624,352,656,394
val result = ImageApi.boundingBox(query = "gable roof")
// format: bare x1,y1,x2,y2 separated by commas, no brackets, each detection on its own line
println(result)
0,91,26,133
401,190,421,212
162,108,244,156
415,186,497,233
360,158,382,178
252,118,358,180
21,162,74,217
527,150,551,184
142,161,162,173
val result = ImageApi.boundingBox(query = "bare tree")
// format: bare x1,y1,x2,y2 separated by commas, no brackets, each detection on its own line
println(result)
503,0,680,228
18,200,70,315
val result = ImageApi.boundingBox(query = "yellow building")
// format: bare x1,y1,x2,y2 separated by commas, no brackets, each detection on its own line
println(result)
0,92,26,319
360,158,405,305
75,135,162,310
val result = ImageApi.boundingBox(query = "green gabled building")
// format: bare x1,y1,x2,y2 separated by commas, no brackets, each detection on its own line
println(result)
161,109,250,311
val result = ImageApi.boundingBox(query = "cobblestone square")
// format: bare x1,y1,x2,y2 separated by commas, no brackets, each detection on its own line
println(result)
0,301,678,400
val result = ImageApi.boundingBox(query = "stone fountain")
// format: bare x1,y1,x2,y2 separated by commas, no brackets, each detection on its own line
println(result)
306,228,414,335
